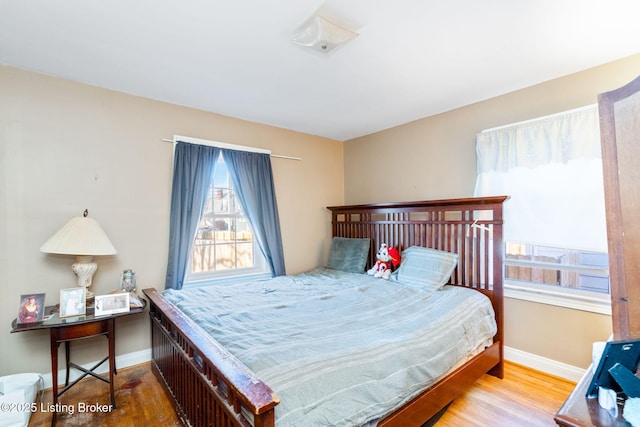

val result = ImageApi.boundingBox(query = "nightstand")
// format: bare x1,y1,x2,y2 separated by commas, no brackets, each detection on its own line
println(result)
11,299,145,424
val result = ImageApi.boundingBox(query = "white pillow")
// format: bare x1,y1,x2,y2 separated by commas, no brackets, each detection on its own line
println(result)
396,246,458,290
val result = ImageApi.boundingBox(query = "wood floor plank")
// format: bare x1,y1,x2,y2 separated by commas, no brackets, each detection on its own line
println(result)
27,362,181,427
435,361,576,427
26,360,575,426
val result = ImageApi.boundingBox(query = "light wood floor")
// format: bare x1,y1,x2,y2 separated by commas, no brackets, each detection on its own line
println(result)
28,361,575,426
436,362,576,427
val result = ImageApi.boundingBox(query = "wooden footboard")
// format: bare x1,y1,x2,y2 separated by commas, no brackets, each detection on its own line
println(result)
146,196,507,427
143,287,279,427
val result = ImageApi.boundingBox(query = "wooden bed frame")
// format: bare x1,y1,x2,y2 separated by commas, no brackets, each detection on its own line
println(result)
142,195,507,427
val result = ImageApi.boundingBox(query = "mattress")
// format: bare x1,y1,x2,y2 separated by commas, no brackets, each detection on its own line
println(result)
163,267,497,426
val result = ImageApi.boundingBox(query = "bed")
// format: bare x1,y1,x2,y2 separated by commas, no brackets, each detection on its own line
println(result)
142,196,507,427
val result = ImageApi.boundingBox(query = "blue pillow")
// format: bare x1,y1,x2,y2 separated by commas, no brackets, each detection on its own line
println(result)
327,237,371,273
395,246,458,290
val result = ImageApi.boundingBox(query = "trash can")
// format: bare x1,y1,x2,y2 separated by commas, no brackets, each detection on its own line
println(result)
0,373,43,427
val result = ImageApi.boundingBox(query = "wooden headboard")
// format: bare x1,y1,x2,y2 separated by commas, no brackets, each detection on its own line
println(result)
327,196,508,357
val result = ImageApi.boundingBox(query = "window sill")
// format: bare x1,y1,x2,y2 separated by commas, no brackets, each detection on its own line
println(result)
504,282,611,315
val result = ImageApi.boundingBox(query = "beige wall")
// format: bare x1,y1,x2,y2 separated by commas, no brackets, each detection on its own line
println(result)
0,66,344,377
345,54,640,369
3,54,639,377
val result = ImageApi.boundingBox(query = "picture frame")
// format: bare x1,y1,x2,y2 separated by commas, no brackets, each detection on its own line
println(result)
95,292,130,316
59,288,87,318
17,293,46,324
586,338,640,398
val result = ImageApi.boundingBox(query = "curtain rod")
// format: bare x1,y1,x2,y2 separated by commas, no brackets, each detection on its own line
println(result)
161,137,301,161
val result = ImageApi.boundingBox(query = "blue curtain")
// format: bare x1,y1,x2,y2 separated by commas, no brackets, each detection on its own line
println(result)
165,142,220,290
221,149,286,277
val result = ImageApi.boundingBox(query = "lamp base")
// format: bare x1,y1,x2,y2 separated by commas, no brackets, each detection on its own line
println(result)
71,256,98,303
72,255,97,288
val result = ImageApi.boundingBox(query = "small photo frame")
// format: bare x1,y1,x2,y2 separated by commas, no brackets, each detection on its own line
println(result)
586,339,640,397
17,293,46,324
59,288,87,318
95,292,130,316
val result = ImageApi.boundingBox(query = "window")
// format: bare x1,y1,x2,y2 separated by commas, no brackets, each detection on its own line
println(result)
165,138,285,291
185,153,268,284
505,243,609,293
474,105,611,314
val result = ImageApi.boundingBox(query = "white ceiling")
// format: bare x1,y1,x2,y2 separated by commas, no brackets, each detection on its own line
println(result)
2,1,640,141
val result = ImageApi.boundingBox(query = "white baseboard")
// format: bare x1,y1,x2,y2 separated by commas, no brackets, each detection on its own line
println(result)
504,345,586,382
41,348,152,389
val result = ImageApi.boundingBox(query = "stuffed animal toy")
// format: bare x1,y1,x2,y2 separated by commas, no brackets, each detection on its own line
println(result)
367,243,401,280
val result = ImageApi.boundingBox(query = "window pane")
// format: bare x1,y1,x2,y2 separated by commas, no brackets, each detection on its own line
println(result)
215,243,236,270
189,153,266,279
191,241,215,273
236,242,254,268
505,242,610,294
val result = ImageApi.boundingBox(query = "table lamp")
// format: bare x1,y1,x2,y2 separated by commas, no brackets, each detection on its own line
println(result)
40,209,117,299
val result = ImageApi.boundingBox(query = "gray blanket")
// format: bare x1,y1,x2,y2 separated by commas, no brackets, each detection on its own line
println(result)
163,268,496,426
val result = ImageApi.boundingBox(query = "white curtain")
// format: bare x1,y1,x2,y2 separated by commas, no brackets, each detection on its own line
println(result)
474,105,608,252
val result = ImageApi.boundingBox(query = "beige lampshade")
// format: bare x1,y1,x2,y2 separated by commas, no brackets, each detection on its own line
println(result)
40,210,117,256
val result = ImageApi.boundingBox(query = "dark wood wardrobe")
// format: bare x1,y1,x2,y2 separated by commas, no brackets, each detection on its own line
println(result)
599,75,640,340
555,75,640,426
